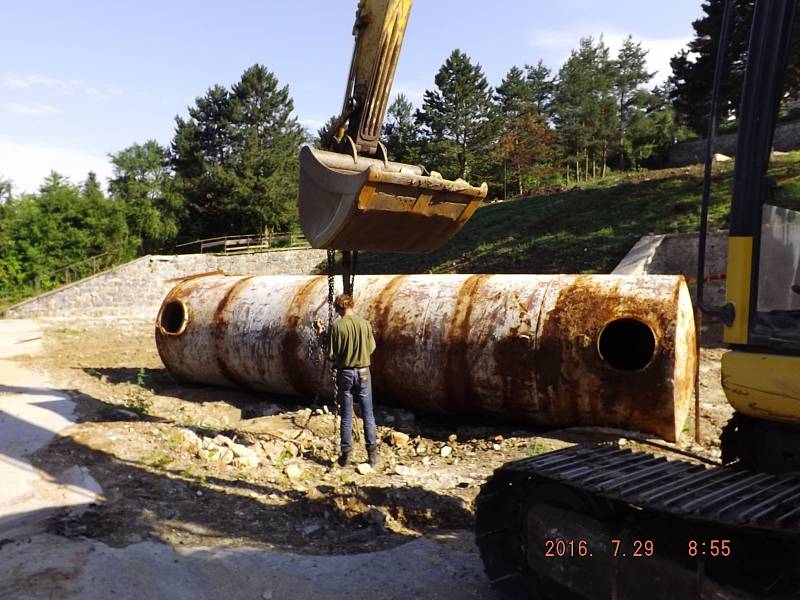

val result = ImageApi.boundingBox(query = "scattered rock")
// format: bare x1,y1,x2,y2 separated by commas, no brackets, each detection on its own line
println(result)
492,443,501,451
177,428,202,449
415,444,427,456
262,591,273,600
356,463,373,475
393,464,412,476
448,433,457,444
260,440,286,463
421,457,431,466
618,437,628,447
234,453,260,469
285,464,303,480
389,431,410,447
302,524,322,537
283,441,300,458
440,446,453,458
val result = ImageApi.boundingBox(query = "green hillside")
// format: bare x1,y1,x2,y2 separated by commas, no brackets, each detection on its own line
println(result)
358,152,800,275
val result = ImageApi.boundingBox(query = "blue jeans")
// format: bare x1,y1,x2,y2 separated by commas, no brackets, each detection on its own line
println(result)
337,367,377,453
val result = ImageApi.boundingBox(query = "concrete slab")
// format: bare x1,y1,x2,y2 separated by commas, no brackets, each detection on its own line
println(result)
0,533,489,600
0,321,102,537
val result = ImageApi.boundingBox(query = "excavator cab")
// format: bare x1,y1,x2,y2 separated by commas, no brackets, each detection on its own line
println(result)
297,0,488,254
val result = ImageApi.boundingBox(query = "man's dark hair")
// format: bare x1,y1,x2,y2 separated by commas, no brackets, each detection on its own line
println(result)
333,294,354,311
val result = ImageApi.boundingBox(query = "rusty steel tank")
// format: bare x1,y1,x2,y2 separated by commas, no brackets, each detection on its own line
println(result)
154,274,696,441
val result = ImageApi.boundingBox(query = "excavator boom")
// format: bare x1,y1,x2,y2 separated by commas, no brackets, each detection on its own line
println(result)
298,0,488,254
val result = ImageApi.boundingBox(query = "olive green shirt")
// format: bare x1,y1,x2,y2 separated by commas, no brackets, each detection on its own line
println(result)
326,314,376,368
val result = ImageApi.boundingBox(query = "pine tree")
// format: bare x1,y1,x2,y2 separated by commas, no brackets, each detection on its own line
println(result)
524,60,555,117
170,65,305,240
416,49,500,181
554,37,618,181
382,93,421,165
669,0,800,135
615,36,655,169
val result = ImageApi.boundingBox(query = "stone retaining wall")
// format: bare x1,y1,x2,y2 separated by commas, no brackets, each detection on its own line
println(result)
5,249,327,320
668,120,800,167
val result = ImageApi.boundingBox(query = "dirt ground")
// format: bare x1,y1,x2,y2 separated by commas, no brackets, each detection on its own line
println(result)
18,318,731,557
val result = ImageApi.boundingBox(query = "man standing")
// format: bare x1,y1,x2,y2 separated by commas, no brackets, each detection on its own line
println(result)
323,293,379,468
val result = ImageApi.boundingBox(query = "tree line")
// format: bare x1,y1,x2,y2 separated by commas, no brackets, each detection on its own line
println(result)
2,0,797,304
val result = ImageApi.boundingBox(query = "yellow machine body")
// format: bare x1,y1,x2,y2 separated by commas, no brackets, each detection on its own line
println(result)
722,351,800,423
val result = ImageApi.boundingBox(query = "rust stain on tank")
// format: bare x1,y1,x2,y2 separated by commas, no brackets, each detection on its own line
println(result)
536,276,618,424
493,289,539,414
281,276,325,397
369,275,411,401
443,274,490,414
212,276,254,389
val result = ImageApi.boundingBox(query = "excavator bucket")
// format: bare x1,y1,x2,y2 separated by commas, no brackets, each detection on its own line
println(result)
298,146,488,253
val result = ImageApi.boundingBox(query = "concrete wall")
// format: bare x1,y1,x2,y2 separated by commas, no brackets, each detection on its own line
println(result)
5,248,328,320
613,230,728,311
669,120,800,167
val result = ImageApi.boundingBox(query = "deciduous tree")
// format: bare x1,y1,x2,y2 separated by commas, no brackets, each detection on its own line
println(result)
109,141,183,253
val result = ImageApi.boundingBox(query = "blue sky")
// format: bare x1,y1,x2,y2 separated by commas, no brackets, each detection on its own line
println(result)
0,0,703,194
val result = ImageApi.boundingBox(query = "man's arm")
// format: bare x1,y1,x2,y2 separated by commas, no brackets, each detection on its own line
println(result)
326,324,336,363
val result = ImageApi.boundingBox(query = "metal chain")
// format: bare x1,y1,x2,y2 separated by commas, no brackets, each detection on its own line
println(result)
307,249,361,452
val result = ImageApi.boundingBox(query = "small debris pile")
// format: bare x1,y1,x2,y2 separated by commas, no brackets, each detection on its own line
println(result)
178,429,260,469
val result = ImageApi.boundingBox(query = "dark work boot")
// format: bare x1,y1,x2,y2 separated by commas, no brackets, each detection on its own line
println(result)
337,451,351,467
368,447,380,469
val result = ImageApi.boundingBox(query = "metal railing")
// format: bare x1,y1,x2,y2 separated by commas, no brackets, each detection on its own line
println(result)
175,231,308,254
32,250,121,293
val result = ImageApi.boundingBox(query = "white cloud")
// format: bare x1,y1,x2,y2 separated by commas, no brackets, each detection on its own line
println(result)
0,140,113,195
528,27,691,84
6,103,62,116
3,74,122,98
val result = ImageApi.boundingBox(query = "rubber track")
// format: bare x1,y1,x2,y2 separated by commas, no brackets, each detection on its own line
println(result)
503,445,800,535
475,444,800,597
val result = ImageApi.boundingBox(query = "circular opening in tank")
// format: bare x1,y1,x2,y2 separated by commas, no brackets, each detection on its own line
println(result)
597,318,656,372
158,300,188,336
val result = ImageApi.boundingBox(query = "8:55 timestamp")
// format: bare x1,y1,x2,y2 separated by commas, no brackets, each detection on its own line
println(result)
688,539,731,557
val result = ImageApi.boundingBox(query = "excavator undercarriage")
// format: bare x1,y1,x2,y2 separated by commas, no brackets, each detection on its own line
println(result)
476,444,800,599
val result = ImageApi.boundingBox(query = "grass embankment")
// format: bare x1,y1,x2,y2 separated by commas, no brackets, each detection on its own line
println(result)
358,152,800,275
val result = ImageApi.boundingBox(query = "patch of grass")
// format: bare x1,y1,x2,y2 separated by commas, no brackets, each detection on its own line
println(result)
166,430,185,450
142,451,173,470
125,389,152,416
524,440,556,457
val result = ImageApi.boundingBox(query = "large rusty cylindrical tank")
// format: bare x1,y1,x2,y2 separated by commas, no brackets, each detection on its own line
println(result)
155,274,696,441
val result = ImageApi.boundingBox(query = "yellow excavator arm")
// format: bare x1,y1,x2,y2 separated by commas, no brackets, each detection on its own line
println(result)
298,0,488,254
